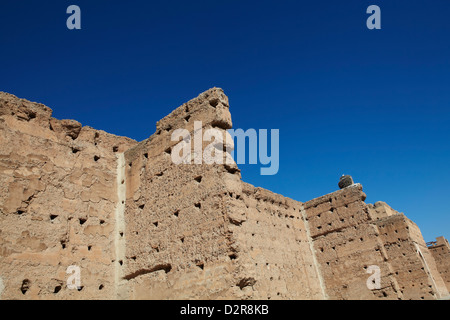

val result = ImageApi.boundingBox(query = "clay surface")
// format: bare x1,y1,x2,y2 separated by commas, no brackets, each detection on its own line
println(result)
0,89,448,300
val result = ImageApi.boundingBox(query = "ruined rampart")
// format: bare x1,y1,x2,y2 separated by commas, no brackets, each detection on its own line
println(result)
0,89,448,300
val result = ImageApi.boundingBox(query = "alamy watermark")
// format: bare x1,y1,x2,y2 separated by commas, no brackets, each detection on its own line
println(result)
67,5,81,30
366,265,381,290
170,121,279,176
66,5,381,31
66,265,81,290
367,5,381,30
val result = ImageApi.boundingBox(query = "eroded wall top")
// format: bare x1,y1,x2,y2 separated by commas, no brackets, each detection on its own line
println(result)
0,92,136,300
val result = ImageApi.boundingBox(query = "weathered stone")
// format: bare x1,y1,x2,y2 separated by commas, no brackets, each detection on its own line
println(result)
428,237,450,292
49,118,82,140
0,89,448,300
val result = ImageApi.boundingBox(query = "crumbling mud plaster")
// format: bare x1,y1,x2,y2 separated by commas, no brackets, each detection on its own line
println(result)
0,92,136,299
428,237,450,292
304,184,448,300
0,89,448,300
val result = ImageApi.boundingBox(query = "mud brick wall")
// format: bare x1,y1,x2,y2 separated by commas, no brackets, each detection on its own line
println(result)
120,88,250,299
375,215,448,299
237,183,325,300
303,184,401,300
367,201,399,220
119,88,325,299
428,237,450,292
304,183,449,300
1,88,447,300
0,92,136,299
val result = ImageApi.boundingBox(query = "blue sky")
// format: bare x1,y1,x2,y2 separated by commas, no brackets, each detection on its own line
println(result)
1,0,449,242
